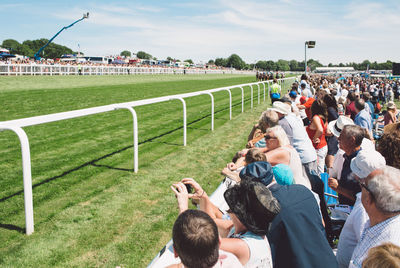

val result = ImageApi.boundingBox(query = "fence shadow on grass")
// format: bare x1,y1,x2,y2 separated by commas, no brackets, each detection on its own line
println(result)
0,222,25,233
0,98,252,204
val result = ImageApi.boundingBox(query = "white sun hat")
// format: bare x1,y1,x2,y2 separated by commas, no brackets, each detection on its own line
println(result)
268,101,291,115
328,115,354,137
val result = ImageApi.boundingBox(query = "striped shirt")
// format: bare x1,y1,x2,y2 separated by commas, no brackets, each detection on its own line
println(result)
349,214,400,268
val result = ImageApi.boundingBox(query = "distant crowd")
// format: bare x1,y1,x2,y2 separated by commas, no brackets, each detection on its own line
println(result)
0,58,235,71
167,74,400,268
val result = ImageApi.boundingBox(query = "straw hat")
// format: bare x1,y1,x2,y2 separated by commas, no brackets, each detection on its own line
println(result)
268,101,291,115
387,101,397,110
328,115,355,137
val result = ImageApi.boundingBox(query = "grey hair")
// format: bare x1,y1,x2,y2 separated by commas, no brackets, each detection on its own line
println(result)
368,166,400,213
342,125,364,147
259,110,279,128
267,125,290,147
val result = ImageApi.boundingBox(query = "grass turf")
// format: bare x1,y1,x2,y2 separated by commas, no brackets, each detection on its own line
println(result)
0,74,290,267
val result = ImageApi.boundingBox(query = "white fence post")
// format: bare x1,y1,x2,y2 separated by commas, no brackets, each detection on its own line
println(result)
0,126,34,235
223,89,232,120
250,85,253,109
239,87,244,113
202,92,214,131
174,97,187,146
115,106,139,173
257,84,260,104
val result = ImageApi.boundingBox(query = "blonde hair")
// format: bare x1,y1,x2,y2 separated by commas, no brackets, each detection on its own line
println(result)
362,243,400,268
266,125,290,147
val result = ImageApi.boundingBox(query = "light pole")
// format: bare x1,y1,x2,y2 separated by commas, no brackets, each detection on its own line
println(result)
304,41,316,76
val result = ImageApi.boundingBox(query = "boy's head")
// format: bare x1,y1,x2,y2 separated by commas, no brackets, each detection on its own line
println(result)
173,210,219,268
245,148,267,164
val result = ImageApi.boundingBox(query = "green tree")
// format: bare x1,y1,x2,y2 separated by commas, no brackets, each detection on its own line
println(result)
289,60,298,71
136,51,152,59
265,60,276,71
256,60,267,70
2,39,22,53
208,59,215,65
226,54,245,69
306,59,323,71
276,59,290,71
215,57,227,67
120,50,131,57
184,59,193,64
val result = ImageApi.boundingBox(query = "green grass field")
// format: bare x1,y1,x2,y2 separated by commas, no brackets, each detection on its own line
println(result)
0,74,289,267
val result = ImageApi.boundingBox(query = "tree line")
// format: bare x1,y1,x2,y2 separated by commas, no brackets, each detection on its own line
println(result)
1,39,395,71
2,39,77,59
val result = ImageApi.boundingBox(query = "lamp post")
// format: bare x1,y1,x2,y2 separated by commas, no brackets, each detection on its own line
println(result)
304,41,316,76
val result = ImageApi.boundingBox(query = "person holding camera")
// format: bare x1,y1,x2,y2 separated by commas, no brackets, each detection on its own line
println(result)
171,178,280,267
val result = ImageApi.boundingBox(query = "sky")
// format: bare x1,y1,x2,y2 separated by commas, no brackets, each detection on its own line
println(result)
2,0,400,65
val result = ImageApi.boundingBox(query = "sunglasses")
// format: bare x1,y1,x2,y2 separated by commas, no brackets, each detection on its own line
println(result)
265,135,276,140
358,180,375,199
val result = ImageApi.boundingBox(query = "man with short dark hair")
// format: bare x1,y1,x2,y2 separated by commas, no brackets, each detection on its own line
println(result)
172,210,220,268
170,210,242,268
328,125,364,206
354,98,372,133
362,92,374,117
345,92,357,120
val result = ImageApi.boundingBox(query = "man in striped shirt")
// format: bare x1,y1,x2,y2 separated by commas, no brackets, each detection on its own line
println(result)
349,166,400,267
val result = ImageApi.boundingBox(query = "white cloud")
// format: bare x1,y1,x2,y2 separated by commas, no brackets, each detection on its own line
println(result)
47,0,400,64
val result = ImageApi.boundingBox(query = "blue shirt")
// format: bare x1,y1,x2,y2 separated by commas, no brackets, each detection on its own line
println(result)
354,109,372,132
350,215,400,268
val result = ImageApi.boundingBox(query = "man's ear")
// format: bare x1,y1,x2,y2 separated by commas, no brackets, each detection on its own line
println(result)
173,245,179,258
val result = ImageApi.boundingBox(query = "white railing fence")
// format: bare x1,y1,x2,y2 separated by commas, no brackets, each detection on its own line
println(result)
0,77,296,235
0,64,256,76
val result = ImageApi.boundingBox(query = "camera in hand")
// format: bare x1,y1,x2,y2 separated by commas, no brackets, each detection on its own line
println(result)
175,183,193,193
185,184,193,193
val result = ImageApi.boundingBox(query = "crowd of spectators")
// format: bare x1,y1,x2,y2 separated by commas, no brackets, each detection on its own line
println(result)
168,73,400,268
0,57,237,71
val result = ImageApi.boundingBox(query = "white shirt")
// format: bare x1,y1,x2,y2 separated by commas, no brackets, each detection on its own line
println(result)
349,214,400,268
336,193,369,268
328,139,375,180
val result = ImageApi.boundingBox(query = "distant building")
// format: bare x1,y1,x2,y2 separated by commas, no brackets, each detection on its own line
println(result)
314,67,355,73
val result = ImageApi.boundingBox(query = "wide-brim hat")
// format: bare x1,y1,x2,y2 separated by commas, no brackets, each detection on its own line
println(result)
267,101,291,115
350,149,386,179
328,115,354,137
387,101,396,110
239,161,274,186
224,180,280,236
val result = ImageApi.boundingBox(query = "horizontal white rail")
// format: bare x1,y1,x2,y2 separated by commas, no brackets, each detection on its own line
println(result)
0,64,256,76
0,77,296,235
